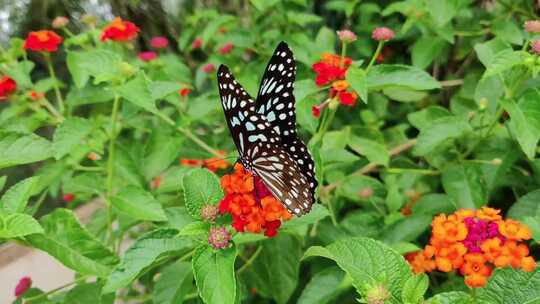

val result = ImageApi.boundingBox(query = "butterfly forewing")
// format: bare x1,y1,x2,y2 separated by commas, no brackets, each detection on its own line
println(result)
217,65,280,156
255,42,318,197
247,142,313,215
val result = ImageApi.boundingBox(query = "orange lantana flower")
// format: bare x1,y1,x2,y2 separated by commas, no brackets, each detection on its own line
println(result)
432,214,467,242
497,219,532,241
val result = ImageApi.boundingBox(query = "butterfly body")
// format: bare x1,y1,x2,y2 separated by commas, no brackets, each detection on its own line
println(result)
217,42,317,216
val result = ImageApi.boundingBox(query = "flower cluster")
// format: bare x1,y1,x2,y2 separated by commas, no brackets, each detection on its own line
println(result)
218,163,292,237
0,76,17,101
406,207,536,288
311,53,358,113
24,30,63,52
180,151,230,172
101,17,139,42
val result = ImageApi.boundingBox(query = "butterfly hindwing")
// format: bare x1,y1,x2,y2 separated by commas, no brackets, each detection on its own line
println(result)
255,42,318,198
247,141,313,215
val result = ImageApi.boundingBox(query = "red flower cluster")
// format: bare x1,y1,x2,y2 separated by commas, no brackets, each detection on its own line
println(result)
219,42,233,55
180,151,230,172
218,164,292,237
138,51,157,62
24,30,63,52
150,36,169,49
0,76,17,101
203,63,215,73
101,17,139,42
406,207,536,288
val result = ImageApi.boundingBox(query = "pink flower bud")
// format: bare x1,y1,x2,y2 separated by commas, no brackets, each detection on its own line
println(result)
63,193,75,203
525,20,540,33
200,204,219,222
150,36,169,49
337,29,357,43
192,38,202,49
531,40,540,54
219,42,233,55
372,27,395,42
203,63,215,73
52,16,69,29
14,277,32,297
138,51,157,62
208,226,231,249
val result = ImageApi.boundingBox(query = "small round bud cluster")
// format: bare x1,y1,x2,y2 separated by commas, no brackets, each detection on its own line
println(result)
208,226,231,250
372,27,395,42
531,40,540,54
366,284,390,304
200,204,219,222
524,20,540,33
52,16,69,29
337,29,357,43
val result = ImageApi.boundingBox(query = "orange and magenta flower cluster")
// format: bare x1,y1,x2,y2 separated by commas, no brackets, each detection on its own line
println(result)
180,151,230,172
311,53,358,114
406,207,536,288
101,17,139,42
218,163,292,237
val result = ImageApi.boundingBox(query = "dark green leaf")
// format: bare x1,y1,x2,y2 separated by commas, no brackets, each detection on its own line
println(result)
298,267,346,304
52,117,94,160
153,261,193,304
193,244,237,304
442,163,487,209
367,64,441,91
0,131,53,169
182,169,223,220
0,176,39,214
111,186,167,222
413,116,471,156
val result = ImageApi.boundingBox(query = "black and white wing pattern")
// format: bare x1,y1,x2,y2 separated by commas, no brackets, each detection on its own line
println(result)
245,141,313,215
255,41,318,198
217,65,280,157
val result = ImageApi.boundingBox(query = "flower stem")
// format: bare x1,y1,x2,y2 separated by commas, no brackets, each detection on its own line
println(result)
339,41,347,69
25,276,88,303
155,111,222,158
44,53,65,113
106,94,121,244
39,97,63,120
237,246,263,274
366,41,384,73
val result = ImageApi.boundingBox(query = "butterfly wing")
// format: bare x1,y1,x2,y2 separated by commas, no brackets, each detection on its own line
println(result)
246,141,313,216
217,65,280,157
255,41,318,197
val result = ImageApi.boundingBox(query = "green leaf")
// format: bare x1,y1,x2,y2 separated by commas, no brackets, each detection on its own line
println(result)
193,244,237,304
367,64,441,91
111,186,167,222
66,84,114,106
413,116,471,156
408,106,451,130
507,189,540,220
425,291,472,304
63,173,104,195
150,81,182,100
0,131,53,169
401,274,428,304
483,50,524,78
117,72,157,113
296,98,319,134
182,169,223,220
442,163,487,209
242,234,301,304
476,267,540,304
64,282,113,304
382,215,432,244
298,267,346,304
412,193,456,216
411,36,448,69
250,0,280,11
52,117,94,160
382,87,428,102
500,92,540,159
66,50,122,88
474,38,511,67
26,209,117,277
0,213,43,238
178,221,210,236
153,261,193,304
303,237,413,303
0,176,6,191
0,176,39,214
348,135,389,166
5,60,35,88
103,229,191,293
294,79,320,102
346,65,368,103
315,27,336,54
281,204,330,234
492,21,523,45
142,131,183,179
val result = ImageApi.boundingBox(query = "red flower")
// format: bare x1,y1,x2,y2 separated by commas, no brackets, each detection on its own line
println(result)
179,87,191,97
138,51,157,62
203,63,215,73
311,53,351,87
0,76,17,101
192,38,202,49
312,105,321,118
29,90,44,101
62,193,75,203
372,27,395,42
14,277,32,297
151,175,162,189
150,36,169,49
101,17,139,42
338,91,357,106
219,42,233,55
24,30,63,52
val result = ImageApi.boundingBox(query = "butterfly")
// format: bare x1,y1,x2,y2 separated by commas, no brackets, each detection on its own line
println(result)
217,41,317,216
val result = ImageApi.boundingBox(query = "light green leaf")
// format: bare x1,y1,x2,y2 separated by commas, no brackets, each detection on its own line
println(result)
281,204,329,234
142,131,183,179
103,229,191,293
346,65,368,103
492,21,523,45
474,38,511,67
0,131,53,169
64,282,113,304
315,27,336,54
303,237,413,303
66,50,122,88
63,173,104,195
117,72,156,113
0,176,6,191
0,176,39,214
193,244,237,304
182,169,223,220
500,92,540,159
411,36,448,69
295,79,320,102
111,186,167,222
382,215,432,244
150,81,182,100
483,50,524,78
413,116,471,156
242,234,301,304
26,209,117,277
52,117,94,160
408,106,451,130
250,0,280,11
0,213,43,238
178,221,209,236
298,267,346,304
367,64,441,91
296,98,320,134
425,291,472,304
153,261,193,304
476,267,540,304
507,189,540,220
401,274,428,304
348,135,389,166
382,87,428,102
442,163,487,209
5,60,34,88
